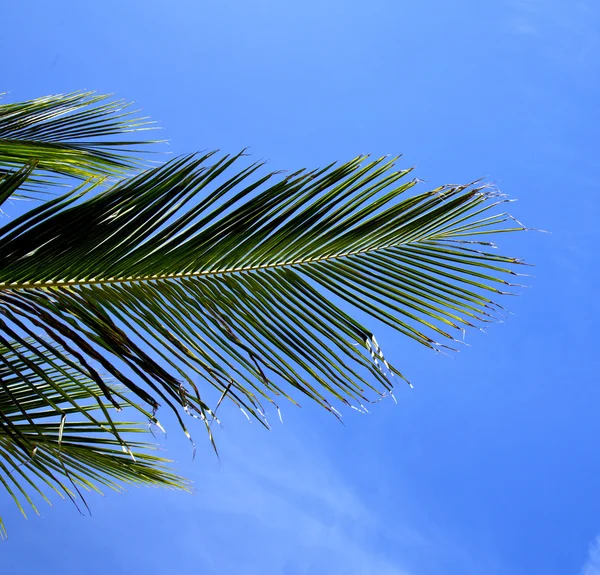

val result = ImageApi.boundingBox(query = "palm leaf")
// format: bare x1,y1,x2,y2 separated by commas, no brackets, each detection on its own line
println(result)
0,91,159,192
0,151,528,447
0,337,188,538
0,88,531,533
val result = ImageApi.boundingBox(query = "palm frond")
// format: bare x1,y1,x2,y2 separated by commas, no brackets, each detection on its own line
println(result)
0,152,528,441
0,338,188,537
0,91,159,192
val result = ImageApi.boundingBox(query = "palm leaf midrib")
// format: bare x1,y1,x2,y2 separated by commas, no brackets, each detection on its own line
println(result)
0,240,408,291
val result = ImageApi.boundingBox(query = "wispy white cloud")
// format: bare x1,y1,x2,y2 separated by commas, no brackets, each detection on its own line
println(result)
581,536,600,575
508,0,600,69
182,432,418,574
165,414,502,575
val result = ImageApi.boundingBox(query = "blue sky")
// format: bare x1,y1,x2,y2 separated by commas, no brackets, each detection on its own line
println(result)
2,0,599,573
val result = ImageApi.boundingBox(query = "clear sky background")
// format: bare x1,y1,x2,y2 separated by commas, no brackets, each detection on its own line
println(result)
2,1,599,574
